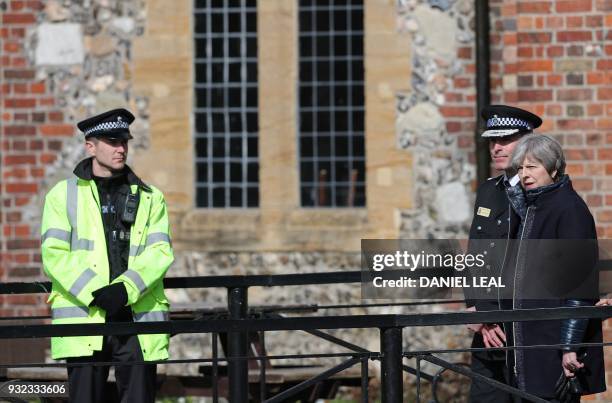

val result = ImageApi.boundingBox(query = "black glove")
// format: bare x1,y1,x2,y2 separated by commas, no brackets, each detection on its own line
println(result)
555,353,586,403
89,283,128,316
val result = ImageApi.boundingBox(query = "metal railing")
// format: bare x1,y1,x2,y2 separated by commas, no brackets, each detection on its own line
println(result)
0,271,610,402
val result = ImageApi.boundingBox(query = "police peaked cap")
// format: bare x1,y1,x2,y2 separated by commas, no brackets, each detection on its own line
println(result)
481,105,542,138
77,108,135,140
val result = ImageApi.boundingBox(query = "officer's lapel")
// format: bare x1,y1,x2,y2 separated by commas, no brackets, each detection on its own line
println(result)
132,185,152,249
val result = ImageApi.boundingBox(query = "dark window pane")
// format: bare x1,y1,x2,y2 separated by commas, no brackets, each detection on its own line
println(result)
229,113,242,132
212,38,224,58
300,86,313,107
316,10,330,31
333,36,347,55
353,110,364,131
299,62,313,81
334,160,349,182
354,159,365,182
196,186,208,207
195,39,207,59
195,63,208,82
230,187,242,207
212,187,225,207
195,114,208,133
334,60,348,81
352,61,364,82
212,137,225,158
317,136,331,157
334,85,348,106
247,37,257,57
335,111,348,131
300,36,312,57
316,61,330,81
195,137,208,157
230,162,242,182
333,9,347,31
212,113,225,132
230,137,242,157
228,37,241,57
301,186,315,207
247,187,258,207
301,161,314,182
335,136,349,157
352,85,364,106
196,162,209,183
300,136,314,157
229,62,242,82
211,88,225,107
351,34,363,55
300,111,313,132
213,162,225,182
212,63,224,82
316,111,330,132
316,186,332,207
247,87,257,107
246,113,258,132
316,86,330,107
211,0,224,8
351,9,363,31
228,13,241,32
246,12,257,32
194,15,207,33
316,35,330,57
335,186,350,206
195,90,208,108
299,10,312,30
354,184,365,206
211,12,224,33
228,88,241,106
353,135,364,156
247,62,257,82
247,136,258,157
195,0,208,8
247,162,258,182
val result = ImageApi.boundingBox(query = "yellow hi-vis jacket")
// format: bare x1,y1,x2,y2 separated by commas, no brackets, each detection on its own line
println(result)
41,174,173,361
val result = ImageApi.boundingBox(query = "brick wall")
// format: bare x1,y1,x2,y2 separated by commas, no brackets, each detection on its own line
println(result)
1,0,69,317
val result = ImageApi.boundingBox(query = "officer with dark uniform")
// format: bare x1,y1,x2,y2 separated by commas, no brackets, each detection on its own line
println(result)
465,105,542,403
41,108,173,403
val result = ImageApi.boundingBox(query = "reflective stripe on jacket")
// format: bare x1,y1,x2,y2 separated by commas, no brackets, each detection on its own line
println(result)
41,175,173,361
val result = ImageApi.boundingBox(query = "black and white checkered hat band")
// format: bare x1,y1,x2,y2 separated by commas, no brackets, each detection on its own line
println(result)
83,121,130,136
486,117,532,130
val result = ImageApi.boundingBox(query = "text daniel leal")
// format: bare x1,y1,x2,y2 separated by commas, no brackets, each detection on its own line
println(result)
372,276,505,288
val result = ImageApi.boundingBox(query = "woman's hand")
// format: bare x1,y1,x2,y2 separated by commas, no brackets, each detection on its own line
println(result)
562,351,584,377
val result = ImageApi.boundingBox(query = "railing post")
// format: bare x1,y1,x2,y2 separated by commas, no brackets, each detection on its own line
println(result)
228,286,249,403
380,327,403,403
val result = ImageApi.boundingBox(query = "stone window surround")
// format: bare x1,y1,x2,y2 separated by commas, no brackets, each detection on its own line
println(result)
132,0,411,253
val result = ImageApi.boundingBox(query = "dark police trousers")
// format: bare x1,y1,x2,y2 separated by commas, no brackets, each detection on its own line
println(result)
469,351,513,403
66,334,156,403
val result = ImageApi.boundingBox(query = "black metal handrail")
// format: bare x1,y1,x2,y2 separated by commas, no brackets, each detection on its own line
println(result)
1,270,610,402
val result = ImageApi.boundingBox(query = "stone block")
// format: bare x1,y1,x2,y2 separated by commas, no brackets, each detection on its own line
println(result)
35,23,83,66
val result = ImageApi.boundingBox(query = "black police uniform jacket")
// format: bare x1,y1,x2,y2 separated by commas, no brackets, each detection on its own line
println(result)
466,175,520,357
503,177,605,397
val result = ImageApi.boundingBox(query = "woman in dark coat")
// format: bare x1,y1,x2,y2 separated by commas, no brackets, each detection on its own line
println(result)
504,134,605,401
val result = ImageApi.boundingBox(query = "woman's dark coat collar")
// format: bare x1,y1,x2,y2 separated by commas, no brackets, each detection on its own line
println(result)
73,157,152,192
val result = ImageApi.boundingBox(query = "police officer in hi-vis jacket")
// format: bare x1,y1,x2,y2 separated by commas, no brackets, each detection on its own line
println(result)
41,108,173,403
